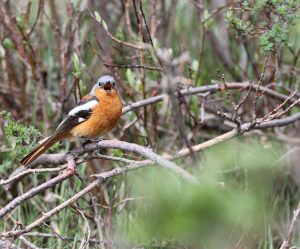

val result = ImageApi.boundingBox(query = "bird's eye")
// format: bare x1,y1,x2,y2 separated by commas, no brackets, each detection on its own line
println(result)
98,82,102,87
112,81,116,86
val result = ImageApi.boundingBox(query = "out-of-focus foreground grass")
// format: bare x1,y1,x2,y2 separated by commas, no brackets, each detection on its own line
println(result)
120,138,289,248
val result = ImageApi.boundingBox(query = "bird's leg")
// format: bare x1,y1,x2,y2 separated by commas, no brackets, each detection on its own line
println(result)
89,137,104,143
78,137,105,160
81,137,104,147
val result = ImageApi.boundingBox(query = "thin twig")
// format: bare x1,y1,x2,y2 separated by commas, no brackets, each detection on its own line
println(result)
122,82,299,114
262,91,297,121
84,140,198,184
103,63,162,71
0,158,75,218
252,53,270,120
24,232,107,244
77,207,91,249
280,201,300,249
19,235,42,249
139,1,164,70
88,8,147,50
28,0,44,37
81,154,136,164
0,178,104,238
0,167,65,186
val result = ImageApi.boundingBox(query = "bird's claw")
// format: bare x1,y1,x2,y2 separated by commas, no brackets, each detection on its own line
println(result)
81,137,104,147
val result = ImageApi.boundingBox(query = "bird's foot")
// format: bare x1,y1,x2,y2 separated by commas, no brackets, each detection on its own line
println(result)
81,137,104,147
79,137,106,159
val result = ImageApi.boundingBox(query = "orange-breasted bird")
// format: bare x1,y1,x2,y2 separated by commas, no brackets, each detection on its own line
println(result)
21,75,123,167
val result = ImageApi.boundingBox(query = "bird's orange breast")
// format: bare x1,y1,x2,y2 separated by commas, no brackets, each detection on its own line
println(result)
70,89,122,138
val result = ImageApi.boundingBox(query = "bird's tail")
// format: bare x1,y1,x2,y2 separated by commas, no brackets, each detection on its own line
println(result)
21,135,61,167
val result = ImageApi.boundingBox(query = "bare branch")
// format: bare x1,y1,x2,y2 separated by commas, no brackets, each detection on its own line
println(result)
0,158,75,218
103,63,162,71
252,53,270,120
280,201,300,249
0,167,65,186
0,178,103,238
176,111,300,157
1,161,179,238
88,8,148,50
24,232,106,245
82,140,198,184
18,236,41,249
0,238,22,249
122,82,299,114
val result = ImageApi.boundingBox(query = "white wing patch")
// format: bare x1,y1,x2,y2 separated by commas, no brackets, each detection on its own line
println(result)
56,99,99,132
68,100,98,116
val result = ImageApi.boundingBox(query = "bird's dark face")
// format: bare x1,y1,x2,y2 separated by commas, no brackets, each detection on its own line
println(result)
90,75,117,96
98,76,116,92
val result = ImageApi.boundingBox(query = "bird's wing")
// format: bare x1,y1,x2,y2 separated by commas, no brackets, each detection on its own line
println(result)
55,96,99,134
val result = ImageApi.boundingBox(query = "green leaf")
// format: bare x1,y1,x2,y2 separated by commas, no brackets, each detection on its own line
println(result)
94,11,108,31
2,38,14,49
73,52,80,71
94,11,101,22
16,15,24,28
191,60,199,71
126,69,135,86
79,79,86,93
225,10,233,20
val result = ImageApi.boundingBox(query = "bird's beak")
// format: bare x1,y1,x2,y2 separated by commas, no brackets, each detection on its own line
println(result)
103,82,113,92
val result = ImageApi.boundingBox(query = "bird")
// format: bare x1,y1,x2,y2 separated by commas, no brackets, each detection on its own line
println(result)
21,75,123,167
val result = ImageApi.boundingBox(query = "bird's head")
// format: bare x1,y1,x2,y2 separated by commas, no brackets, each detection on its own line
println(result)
89,75,117,96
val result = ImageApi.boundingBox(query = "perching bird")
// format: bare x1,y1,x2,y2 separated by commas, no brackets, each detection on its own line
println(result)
21,75,123,167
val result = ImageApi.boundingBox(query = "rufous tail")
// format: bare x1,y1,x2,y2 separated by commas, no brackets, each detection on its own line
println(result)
21,135,59,166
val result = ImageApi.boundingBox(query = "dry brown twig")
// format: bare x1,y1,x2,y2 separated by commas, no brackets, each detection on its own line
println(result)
216,70,245,128
0,238,22,249
138,1,164,70
0,166,65,186
103,63,162,72
201,2,232,24
18,235,41,249
24,232,106,245
252,53,270,120
0,178,104,238
122,81,300,115
262,94,300,121
1,158,189,239
280,201,300,249
88,8,148,51
0,158,76,218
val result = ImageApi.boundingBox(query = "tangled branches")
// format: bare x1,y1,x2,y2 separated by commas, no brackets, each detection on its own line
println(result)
1,82,300,241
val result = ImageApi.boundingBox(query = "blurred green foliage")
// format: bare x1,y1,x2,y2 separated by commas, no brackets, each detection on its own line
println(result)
116,139,286,248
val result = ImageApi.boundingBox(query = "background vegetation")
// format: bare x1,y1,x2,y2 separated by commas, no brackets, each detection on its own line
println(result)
0,0,300,248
